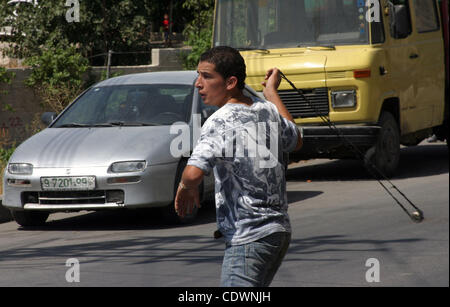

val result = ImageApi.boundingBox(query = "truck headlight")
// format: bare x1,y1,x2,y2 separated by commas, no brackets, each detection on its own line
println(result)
8,163,33,175
331,90,357,108
110,161,147,173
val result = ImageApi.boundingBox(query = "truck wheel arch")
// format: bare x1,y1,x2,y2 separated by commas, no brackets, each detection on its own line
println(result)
379,98,400,127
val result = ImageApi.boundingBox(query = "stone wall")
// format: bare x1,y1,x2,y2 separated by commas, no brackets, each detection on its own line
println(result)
0,68,42,145
0,42,25,68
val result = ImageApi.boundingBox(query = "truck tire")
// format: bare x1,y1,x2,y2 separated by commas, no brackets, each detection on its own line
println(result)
11,210,49,227
364,111,400,178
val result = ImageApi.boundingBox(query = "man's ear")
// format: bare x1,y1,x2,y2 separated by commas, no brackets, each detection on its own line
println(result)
225,76,238,90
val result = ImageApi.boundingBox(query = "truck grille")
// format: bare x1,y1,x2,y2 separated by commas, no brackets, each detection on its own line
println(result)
278,87,329,118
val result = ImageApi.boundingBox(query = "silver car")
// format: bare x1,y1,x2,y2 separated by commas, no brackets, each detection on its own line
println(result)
3,71,260,227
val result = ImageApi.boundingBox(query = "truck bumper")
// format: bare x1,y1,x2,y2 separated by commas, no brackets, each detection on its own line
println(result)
291,125,381,160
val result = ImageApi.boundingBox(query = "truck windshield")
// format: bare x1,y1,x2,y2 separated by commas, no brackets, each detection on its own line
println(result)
214,0,371,49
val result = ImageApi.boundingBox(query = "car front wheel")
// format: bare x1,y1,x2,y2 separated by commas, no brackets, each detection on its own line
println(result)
11,210,49,227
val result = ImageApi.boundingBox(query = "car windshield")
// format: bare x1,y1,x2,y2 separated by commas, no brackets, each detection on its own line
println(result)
214,0,371,49
52,84,194,127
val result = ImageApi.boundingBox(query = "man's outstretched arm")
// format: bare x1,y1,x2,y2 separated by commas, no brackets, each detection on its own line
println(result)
262,67,303,151
174,165,204,218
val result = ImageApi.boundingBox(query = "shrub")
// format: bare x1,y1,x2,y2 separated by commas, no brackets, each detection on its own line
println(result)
25,44,89,113
181,0,214,70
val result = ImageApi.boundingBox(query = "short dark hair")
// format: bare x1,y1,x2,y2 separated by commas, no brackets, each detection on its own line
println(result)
199,46,246,90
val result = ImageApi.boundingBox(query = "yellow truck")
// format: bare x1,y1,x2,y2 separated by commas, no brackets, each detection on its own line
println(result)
213,0,449,177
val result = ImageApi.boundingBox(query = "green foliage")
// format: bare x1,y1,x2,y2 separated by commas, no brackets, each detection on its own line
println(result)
0,1,155,64
0,67,14,85
0,145,15,194
24,45,89,113
182,26,213,70
0,67,16,110
25,45,88,88
0,146,15,165
0,0,203,66
0,67,15,91
181,0,215,70
0,133,15,177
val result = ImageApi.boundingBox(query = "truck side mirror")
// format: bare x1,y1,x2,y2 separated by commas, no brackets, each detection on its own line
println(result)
390,4,412,39
41,112,57,126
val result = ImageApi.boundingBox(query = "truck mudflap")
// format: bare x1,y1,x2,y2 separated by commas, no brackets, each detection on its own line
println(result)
290,125,381,160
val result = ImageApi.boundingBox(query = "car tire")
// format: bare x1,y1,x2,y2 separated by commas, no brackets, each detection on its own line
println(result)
161,159,200,224
364,111,400,178
11,210,49,227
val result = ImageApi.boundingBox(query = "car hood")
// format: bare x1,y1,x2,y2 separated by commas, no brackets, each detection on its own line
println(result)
10,126,187,168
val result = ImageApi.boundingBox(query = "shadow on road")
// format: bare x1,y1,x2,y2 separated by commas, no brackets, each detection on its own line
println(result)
15,192,320,231
17,203,217,232
0,233,225,267
287,143,448,182
285,234,424,263
0,232,424,270
287,191,323,205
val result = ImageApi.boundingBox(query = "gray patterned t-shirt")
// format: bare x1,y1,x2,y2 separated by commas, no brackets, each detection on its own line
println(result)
188,96,299,245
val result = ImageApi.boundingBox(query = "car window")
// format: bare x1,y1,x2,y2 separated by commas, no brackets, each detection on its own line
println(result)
53,84,195,127
104,88,128,119
55,87,105,124
197,96,219,120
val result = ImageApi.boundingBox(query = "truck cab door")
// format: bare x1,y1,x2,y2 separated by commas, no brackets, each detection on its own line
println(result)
408,0,445,130
385,1,417,134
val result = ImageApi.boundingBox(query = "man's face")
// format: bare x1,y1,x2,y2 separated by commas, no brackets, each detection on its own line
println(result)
195,61,229,108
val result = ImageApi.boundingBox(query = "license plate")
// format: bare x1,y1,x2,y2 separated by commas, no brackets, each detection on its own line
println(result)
41,176,96,191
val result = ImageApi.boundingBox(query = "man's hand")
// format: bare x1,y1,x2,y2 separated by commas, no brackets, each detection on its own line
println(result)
262,68,282,100
174,165,204,218
261,67,294,123
175,184,200,218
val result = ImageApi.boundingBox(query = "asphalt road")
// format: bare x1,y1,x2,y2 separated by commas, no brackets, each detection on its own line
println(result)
0,142,448,287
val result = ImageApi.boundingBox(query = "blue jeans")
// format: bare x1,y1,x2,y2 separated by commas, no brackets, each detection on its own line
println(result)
220,232,291,287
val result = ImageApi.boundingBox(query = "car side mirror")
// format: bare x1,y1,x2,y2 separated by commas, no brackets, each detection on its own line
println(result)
41,112,57,126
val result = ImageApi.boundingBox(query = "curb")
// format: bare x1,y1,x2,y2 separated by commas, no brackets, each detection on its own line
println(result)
0,195,13,224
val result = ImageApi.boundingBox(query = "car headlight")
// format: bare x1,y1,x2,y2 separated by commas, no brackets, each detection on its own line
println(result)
8,163,33,175
110,161,147,173
331,90,357,108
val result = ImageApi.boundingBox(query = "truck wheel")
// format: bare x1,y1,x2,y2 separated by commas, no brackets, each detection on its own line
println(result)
11,210,49,227
364,112,400,178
